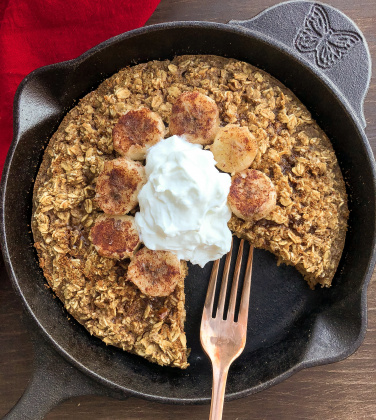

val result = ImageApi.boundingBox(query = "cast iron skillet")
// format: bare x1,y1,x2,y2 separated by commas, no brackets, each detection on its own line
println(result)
1,1,376,419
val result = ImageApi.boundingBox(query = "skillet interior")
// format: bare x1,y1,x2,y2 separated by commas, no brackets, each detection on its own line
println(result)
2,23,376,402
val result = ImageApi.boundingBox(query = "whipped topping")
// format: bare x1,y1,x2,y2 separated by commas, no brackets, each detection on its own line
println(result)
135,135,232,267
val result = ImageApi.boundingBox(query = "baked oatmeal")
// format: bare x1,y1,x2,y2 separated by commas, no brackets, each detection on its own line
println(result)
32,55,348,368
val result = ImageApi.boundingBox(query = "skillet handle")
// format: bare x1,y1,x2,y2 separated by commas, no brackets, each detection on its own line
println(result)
4,316,127,420
229,1,371,129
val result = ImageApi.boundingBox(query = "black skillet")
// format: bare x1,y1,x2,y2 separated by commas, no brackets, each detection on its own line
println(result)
1,1,376,419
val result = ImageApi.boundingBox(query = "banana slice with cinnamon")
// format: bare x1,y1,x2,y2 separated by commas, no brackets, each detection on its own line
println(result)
228,169,277,221
113,107,165,160
211,124,258,173
127,247,181,297
90,214,141,260
95,157,146,215
169,91,220,145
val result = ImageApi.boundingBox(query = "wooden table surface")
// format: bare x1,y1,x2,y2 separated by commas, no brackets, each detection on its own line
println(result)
1,0,375,418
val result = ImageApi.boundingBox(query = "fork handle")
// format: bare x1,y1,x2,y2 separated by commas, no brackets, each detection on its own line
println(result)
209,364,230,420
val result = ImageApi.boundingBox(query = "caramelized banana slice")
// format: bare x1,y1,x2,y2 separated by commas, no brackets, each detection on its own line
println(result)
211,124,258,173
127,247,181,297
95,157,146,215
113,107,165,160
228,169,277,221
169,91,220,145
90,214,141,259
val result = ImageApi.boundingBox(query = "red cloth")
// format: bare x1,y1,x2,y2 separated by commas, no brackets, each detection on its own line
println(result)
0,0,160,177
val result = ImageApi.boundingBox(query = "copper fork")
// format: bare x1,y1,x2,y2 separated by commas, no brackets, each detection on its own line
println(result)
200,239,254,420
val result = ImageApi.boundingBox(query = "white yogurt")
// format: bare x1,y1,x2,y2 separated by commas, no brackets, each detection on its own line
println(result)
135,135,232,267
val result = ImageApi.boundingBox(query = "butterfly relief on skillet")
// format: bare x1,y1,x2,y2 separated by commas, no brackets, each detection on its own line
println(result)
32,55,349,369
295,4,361,69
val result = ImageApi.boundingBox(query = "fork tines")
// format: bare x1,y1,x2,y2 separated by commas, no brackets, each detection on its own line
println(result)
204,238,254,322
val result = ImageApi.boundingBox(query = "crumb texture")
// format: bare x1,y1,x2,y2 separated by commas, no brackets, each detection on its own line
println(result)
32,55,348,368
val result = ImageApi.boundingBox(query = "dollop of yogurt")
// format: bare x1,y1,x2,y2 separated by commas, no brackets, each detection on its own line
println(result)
135,135,232,267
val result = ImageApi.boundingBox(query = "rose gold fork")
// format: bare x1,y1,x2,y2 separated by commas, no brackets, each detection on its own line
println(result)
200,239,254,420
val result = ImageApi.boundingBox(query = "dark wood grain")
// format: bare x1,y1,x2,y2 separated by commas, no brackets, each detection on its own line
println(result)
1,0,376,418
